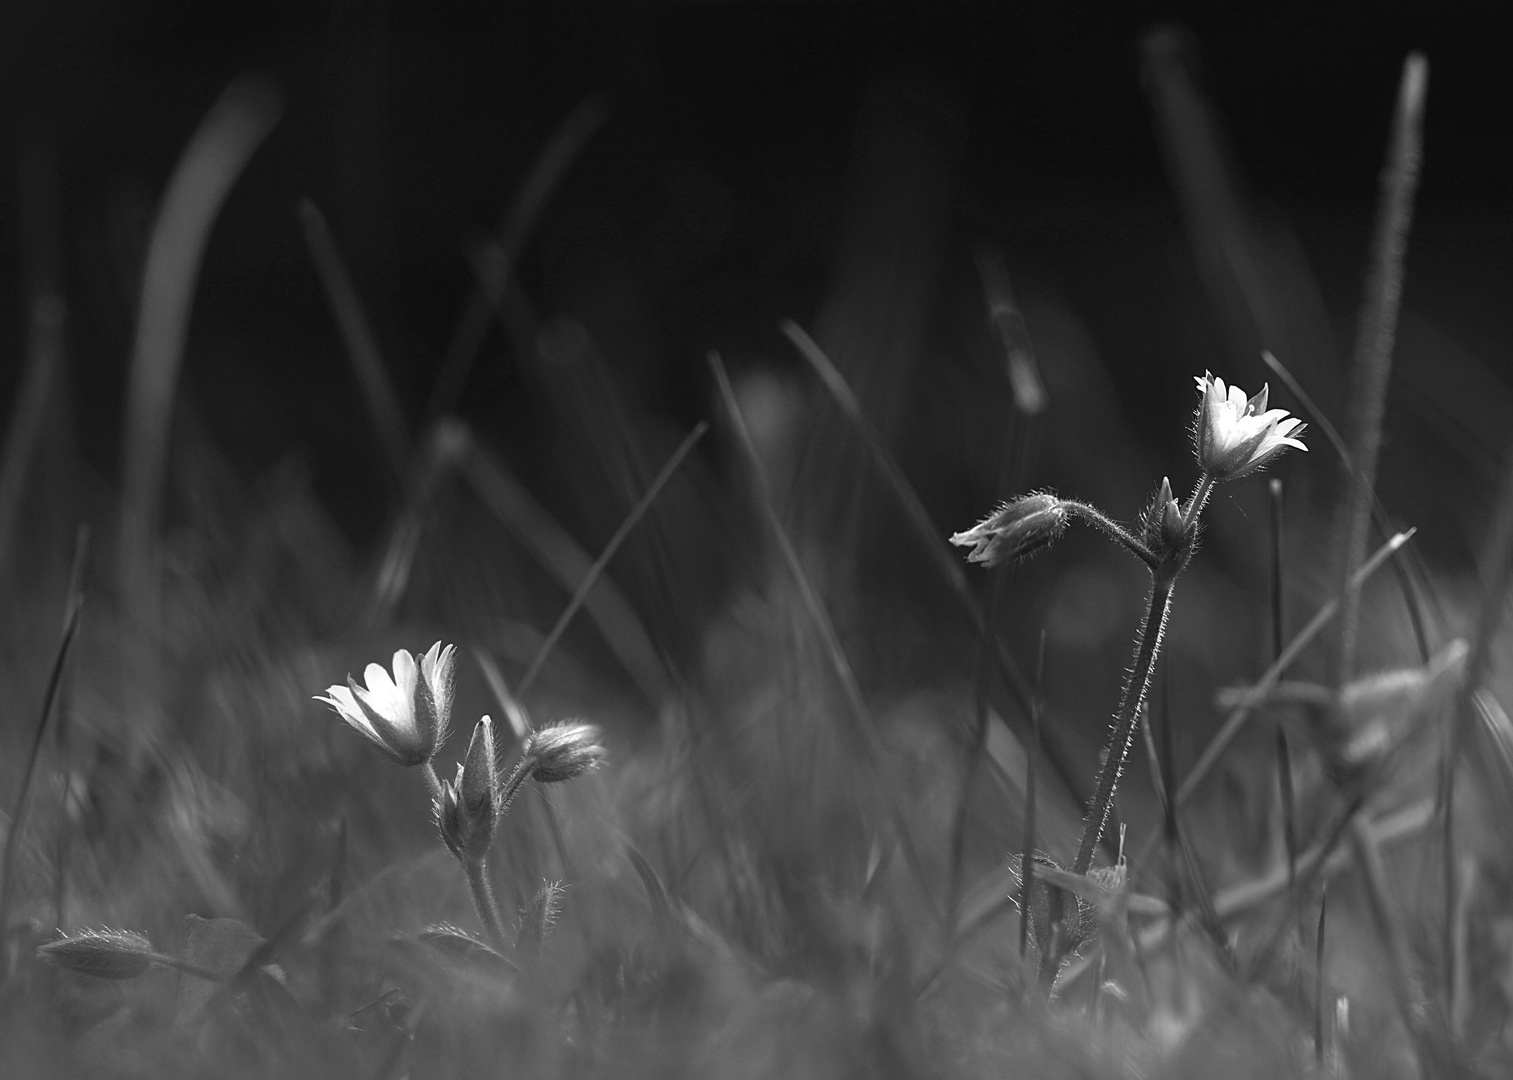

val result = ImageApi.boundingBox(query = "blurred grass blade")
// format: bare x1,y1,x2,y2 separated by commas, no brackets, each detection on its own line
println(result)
779,318,1090,833
1,142,69,576
709,350,940,928
298,198,410,481
1442,448,1513,1012
450,421,668,705
118,77,282,633
974,244,1046,416
1263,348,1436,661
0,296,66,575
0,527,88,977
472,646,533,741
1174,529,1414,810
428,96,608,424
518,421,707,699
1329,54,1428,688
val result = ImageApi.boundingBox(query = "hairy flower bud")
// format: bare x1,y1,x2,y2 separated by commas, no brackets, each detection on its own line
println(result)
524,721,607,783
38,929,157,980
437,716,499,864
950,493,1068,568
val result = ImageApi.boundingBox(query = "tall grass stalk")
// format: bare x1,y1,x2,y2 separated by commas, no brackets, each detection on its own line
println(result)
1329,53,1427,689
0,528,89,977
708,350,940,927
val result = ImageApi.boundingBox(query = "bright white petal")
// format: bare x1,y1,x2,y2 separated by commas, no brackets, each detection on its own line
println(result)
392,649,419,698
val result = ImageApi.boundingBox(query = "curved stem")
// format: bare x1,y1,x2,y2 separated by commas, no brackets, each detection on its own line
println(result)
149,952,229,983
464,857,511,953
1062,501,1158,570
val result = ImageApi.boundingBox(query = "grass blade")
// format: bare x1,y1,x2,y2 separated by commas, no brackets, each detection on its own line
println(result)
450,421,668,706
0,527,89,977
1175,529,1414,810
518,421,707,699
779,318,1091,837
298,198,410,481
118,77,282,636
1329,53,1428,688
427,97,608,425
708,350,940,930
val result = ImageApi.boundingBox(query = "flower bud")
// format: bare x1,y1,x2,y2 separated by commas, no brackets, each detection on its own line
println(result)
524,721,607,783
38,929,156,980
437,716,499,864
949,493,1068,568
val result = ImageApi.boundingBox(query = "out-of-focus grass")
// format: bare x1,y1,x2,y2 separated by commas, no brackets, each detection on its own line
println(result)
2,37,1513,1080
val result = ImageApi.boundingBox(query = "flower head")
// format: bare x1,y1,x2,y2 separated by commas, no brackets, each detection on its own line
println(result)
523,721,607,783
437,716,499,863
950,493,1068,568
317,643,455,767
1192,372,1306,481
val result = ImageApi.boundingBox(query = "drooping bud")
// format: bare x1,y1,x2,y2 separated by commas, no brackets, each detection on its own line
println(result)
437,716,500,864
949,493,1068,569
38,929,157,980
524,722,607,784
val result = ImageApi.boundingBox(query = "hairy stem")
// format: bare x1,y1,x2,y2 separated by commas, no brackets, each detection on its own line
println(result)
421,762,444,805
1076,578,1174,874
1040,576,1174,988
1182,472,1215,532
1062,501,1157,569
464,858,511,953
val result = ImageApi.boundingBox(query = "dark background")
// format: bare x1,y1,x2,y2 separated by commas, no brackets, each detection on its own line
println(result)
1,1,1509,550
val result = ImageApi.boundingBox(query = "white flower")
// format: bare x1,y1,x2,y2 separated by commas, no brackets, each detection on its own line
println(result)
1192,372,1307,481
317,642,455,766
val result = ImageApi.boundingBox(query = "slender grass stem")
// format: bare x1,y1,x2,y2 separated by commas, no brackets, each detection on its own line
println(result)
1018,631,1045,960
0,528,88,978
1315,885,1329,1069
1270,479,1298,887
464,858,510,954
517,421,707,700
1330,54,1427,689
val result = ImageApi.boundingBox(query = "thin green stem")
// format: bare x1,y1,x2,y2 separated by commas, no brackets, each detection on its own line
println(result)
464,858,510,953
